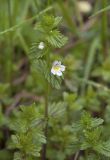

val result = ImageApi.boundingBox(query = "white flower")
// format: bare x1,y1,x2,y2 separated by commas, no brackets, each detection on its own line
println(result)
51,61,65,76
77,1,92,13
38,42,45,50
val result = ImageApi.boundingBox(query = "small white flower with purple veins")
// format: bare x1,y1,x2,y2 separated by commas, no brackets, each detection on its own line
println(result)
38,42,45,50
51,61,65,76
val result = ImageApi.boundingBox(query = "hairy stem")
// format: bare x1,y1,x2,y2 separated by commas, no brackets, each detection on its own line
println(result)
42,83,49,160
41,52,50,160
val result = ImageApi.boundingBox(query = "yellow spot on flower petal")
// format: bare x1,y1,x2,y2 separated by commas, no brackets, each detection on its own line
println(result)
53,66,61,71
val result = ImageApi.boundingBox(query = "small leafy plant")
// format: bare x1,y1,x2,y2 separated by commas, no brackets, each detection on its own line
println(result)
71,111,110,158
9,104,46,160
1,1,110,160
9,14,68,160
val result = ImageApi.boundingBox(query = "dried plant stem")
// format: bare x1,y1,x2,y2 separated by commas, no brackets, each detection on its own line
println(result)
74,151,79,160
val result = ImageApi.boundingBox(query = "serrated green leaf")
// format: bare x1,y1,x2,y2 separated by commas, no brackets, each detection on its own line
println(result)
29,42,47,60
14,152,22,160
32,60,62,89
46,30,68,48
91,118,104,128
53,17,62,27
48,102,66,117
94,141,110,157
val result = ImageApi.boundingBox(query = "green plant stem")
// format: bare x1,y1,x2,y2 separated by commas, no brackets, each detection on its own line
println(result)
81,38,99,96
7,0,13,83
7,0,12,27
48,0,51,6
90,5,110,18
101,0,108,58
41,53,50,160
67,105,70,124
75,76,110,92
42,83,49,160
0,6,53,36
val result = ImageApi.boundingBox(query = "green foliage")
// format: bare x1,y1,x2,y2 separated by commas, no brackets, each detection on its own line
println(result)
0,107,7,140
79,86,100,111
70,111,110,158
46,30,67,48
48,101,66,118
13,152,22,160
94,141,110,157
0,83,9,96
0,107,6,127
92,56,110,82
0,150,13,160
36,15,68,48
1,1,110,160
9,104,46,160
32,59,62,89
29,42,48,60
28,15,67,89
0,83,11,105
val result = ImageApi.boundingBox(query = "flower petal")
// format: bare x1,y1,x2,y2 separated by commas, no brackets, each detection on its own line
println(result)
53,61,61,66
60,65,65,71
58,61,61,65
56,71,62,76
51,68,56,75
51,60,65,77
53,61,59,65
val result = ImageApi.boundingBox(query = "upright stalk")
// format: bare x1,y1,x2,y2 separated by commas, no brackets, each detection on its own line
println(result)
42,83,49,160
101,0,108,58
41,52,50,160
7,0,13,83
74,151,79,160
7,0,12,27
